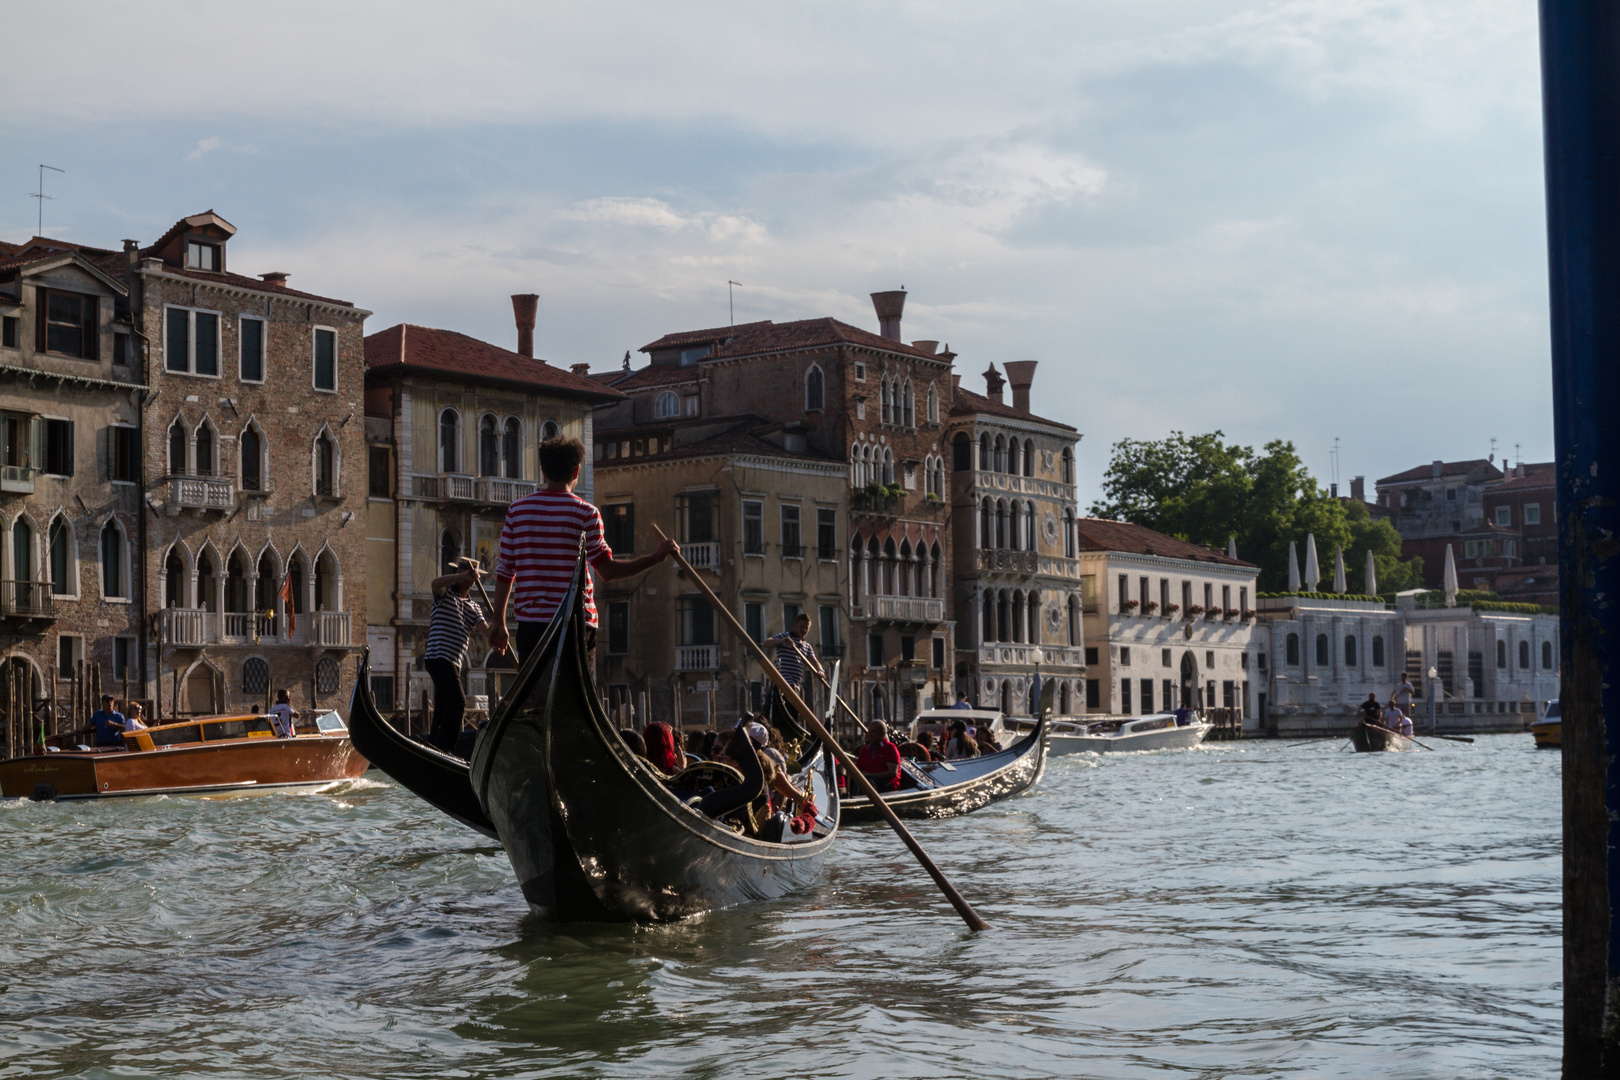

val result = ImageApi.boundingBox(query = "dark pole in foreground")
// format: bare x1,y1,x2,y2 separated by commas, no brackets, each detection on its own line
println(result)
652,524,991,931
1538,4,1620,1073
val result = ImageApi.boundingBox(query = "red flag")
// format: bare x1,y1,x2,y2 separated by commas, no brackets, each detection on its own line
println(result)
279,573,296,637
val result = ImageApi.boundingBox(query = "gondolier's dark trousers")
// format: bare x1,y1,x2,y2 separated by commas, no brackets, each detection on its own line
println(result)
515,621,596,670
424,657,465,753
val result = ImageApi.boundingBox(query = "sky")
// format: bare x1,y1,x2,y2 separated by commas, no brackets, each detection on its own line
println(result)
1,1,1552,508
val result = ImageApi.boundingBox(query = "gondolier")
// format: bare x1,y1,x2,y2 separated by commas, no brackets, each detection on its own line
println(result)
488,437,677,661
760,612,824,739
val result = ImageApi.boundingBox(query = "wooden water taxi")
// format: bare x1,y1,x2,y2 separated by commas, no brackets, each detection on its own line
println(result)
0,711,368,800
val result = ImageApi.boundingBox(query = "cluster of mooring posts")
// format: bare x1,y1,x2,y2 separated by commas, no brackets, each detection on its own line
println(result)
1539,2,1620,1072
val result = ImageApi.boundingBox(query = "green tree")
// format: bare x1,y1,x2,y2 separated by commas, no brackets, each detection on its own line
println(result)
1091,431,1425,592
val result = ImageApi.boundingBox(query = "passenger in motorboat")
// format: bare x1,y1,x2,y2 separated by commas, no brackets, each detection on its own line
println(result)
900,729,940,762
974,726,1002,755
944,720,980,760
952,691,974,710
125,702,148,733
856,721,904,791
1173,705,1194,727
89,695,129,748
268,689,300,738
643,721,684,775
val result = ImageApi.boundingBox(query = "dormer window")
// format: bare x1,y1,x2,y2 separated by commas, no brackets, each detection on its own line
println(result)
187,242,219,271
679,346,709,366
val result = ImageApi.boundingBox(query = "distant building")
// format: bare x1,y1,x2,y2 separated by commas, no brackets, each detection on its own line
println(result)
1072,519,1261,720
947,362,1086,715
362,298,622,714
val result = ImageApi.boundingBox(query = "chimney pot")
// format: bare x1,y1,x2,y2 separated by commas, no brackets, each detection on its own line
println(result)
259,271,289,288
870,290,907,341
1350,476,1365,502
1003,360,1038,415
1432,460,1444,479
982,363,1006,404
570,363,590,376
512,293,539,358
951,373,961,394
911,339,939,355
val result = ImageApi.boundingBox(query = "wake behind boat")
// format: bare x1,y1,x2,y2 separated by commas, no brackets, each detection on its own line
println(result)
466,549,840,922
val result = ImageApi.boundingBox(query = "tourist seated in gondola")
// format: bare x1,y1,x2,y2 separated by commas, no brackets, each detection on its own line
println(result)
643,721,684,775
1360,693,1383,727
620,728,648,761
856,721,903,792
943,720,980,760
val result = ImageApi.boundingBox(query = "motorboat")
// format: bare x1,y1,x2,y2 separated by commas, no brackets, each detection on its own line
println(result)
1531,699,1560,749
1034,713,1212,755
0,710,367,800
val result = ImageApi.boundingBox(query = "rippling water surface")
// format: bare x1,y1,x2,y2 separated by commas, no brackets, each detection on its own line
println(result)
0,735,1558,1079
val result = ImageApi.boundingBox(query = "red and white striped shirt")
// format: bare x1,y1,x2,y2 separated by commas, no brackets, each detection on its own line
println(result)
495,489,612,627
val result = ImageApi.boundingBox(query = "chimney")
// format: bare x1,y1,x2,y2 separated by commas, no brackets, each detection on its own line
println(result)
951,373,961,395
512,293,539,358
1350,476,1365,502
911,339,939,355
1003,360,1037,415
259,271,289,289
571,363,590,376
1432,460,1444,479
870,290,906,341
1331,482,1338,498
983,363,1005,404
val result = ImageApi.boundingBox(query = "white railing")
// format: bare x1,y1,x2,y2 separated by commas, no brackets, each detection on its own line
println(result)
168,475,234,511
162,607,207,647
0,466,34,494
440,474,475,501
682,541,722,572
868,596,945,623
675,644,719,671
312,611,352,647
477,477,538,505
221,612,278,641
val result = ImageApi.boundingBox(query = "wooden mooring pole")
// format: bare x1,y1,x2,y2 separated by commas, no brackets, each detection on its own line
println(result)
1539,6,1620,1072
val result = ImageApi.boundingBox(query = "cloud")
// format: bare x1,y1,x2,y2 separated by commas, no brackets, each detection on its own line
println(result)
185,136,221,162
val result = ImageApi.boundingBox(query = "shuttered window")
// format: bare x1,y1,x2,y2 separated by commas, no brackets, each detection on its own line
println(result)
35,289,98,360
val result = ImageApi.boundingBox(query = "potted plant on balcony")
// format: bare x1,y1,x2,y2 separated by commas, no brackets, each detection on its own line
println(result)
1142,600,1159,615
1186,604,1205,617
1120,599,1140,615
1164,602,1180,618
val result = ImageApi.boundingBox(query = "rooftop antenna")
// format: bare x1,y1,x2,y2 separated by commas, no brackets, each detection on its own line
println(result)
1489,436,1498,463
1331,436,1341,491
1516,442,1522,468
30,164,63,236
727,280,742,326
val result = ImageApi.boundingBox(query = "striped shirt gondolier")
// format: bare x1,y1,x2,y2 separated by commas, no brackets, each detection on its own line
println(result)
495,489,612,628
766,631,818,688
424,592,487,666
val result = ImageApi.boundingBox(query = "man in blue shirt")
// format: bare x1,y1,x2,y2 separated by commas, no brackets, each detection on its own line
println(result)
952,692,974,710
89,695,128,748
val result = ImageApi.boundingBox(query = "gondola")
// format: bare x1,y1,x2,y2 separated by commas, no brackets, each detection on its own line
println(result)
347,652,499,838
466,548,840,922
840,716,1049,823
1350,722,1417,752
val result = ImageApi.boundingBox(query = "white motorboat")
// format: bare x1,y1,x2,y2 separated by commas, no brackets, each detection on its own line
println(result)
1039,712,1212,755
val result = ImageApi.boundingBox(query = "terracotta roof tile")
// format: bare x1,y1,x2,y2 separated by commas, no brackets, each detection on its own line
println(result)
364,324,624,402
641,317,945,362
1073,517,1257,567
1487,462,1555,492
605,364,705,391
1376,459,1503,486
949,384,1076,431
597,418,841,467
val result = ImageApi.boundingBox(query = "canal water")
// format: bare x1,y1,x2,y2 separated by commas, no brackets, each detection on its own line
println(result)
0,734,1558,1079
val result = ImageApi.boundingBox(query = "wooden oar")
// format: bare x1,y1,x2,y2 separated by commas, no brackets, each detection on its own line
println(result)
1426,732,1475,744
458,557,520,667
652,524,990,932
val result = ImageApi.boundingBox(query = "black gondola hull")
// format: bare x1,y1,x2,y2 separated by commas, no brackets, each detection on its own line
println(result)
468,554,839,922
841,719,1049,823
346,651,497,838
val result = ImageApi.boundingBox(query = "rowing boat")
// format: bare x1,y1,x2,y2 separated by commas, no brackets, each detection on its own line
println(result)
467,547,840,921
1350,722,1418,752
840,716,1048,823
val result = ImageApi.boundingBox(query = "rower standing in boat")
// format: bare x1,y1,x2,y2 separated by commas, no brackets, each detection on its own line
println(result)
423,564,491,754
760,612,823,739
488,437,677,663
1393,675,1415,715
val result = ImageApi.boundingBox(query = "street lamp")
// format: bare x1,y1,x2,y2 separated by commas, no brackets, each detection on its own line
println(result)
1030,646,1045,715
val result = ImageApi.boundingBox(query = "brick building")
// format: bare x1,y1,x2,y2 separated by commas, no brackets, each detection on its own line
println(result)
615,291,958,724
947,362,1086,715
362,297,622,714
0,240,144,730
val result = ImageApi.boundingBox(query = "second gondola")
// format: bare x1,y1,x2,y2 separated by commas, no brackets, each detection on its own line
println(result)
840,717,1049,823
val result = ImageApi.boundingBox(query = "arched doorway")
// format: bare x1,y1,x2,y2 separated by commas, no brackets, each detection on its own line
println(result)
1180,651,1198,708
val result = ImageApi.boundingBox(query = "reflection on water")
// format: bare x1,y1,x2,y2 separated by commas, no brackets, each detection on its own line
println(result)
0,737,1558,1078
